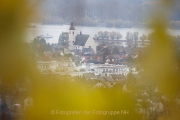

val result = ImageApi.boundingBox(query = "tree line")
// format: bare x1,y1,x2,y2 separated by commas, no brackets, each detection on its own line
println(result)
37,0,180,28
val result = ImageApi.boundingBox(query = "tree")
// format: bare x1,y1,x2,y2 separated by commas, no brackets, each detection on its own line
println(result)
52,52,56,58
103,47,111,56
140,34,147,46
64,53,73,58
133,32,139,48
106,21,113,27
122,50,126,55
126,32,133,47
126,32,133,41
126,56,134,63
110,31,116,40
31,38,39,53
115,20,123,28
126,72,136,91
104,31,109,39
94,34,99,39
98,31,104,39
38,44,46,55
39,38,46,45
116,32,122,40
46,43,51,51
147,32,157,47
58,32,69,46
112,46,120,54
133,32,139,41
127,72,136,84
176,35,180,47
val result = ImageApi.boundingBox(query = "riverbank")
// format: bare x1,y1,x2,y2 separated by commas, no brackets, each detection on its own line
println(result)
40,22,180,29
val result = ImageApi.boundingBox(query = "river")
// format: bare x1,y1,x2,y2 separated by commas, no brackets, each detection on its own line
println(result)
25,24,180,44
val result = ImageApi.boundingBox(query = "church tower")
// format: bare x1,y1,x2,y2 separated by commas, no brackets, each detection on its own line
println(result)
68,22,76,50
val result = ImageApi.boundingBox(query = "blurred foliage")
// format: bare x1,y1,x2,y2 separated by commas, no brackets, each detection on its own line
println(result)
0,0,38,94
1,0,180,120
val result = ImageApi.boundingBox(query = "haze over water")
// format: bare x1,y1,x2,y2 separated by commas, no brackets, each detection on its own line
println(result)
26,24,180,44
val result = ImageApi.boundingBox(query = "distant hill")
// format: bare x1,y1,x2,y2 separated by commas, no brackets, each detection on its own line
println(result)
35,0,180,27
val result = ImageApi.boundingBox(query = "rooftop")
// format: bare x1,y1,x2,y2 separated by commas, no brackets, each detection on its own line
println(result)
73,34,89,46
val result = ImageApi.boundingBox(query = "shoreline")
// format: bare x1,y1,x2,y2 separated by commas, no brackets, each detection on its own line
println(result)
38,23,180,30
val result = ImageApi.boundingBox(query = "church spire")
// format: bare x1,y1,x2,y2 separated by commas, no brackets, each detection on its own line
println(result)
69,22,75,30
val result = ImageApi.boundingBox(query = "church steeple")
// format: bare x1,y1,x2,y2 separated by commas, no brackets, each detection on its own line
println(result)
69,22,76,50
69,22,75,30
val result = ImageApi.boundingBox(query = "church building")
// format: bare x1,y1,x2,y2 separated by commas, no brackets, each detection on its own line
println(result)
68,22,97,54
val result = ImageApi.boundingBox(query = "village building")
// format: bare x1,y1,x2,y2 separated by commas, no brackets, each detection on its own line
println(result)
37,57,76,73
68,22,97,54
93,63,130,76
92,81,107,89
109,74,126,85
80,63,130,76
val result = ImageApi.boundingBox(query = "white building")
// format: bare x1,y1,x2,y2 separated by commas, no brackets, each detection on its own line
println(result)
69,22,76,50
37,57,76,73
81,63,130,76
68,22,97,54
37,58,88,76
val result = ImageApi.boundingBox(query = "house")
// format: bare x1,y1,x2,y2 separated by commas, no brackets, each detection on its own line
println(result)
94,76,116,88
105,54,124,64
80,55,103,63
82,47,92,54
43,51,53,58
97,76,107,83
83,73,96,80
56,57,76,73
24,96,33,110
104,76,116,88
153,102,164,113
92,80,107,90
80,63,130,76
37,57,76,74
123,84,128,92
68,22,97,54
93,63,130,76
135,103,144,114
37,60,56,72
109,74,126,85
